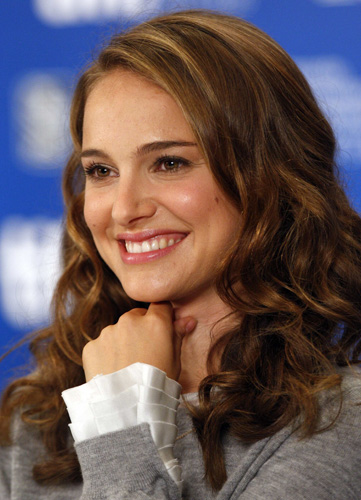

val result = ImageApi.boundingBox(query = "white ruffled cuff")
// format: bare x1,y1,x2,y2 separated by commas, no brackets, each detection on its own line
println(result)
62,363,182,487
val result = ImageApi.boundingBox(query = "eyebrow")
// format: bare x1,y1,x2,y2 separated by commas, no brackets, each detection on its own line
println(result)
135,141,197,156
80,141,197,160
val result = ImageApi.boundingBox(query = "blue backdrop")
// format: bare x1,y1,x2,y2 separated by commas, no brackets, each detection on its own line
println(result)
1,0,360,387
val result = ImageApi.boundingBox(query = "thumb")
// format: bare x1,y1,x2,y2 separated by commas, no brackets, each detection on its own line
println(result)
173,316,197,365
173,316,197,338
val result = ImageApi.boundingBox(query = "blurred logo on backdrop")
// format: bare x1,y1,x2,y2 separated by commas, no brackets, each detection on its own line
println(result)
297,57,361,168
12,72,72,172
0,218,62,329
33,0,259,25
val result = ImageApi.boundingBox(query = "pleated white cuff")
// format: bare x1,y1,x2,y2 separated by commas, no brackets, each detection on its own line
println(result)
62,363,182,487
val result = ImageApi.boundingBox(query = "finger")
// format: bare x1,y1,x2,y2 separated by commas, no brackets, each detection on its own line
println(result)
147,302,173,320
126,307,148,317
173,317,197,338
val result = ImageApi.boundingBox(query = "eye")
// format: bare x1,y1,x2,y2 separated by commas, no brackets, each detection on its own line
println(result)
83,163,116,180
154,155,190,173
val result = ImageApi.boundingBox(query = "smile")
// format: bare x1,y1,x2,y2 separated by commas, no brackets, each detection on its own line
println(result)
125,236,183,254
117,231,187,264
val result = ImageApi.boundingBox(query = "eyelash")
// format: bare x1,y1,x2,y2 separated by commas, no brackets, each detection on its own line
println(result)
82,155,191,180
153,155,191,172
83,163,112,179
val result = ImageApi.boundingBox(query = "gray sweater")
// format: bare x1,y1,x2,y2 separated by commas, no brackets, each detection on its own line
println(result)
1,370,360,499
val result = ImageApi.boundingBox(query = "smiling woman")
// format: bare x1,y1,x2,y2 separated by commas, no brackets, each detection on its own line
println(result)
1,9,361,500
81,70,241,305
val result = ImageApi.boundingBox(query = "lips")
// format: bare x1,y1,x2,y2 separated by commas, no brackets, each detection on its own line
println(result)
117,230,188,264
125,235,183,253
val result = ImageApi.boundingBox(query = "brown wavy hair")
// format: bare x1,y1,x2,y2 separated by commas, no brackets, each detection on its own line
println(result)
1,9,361,491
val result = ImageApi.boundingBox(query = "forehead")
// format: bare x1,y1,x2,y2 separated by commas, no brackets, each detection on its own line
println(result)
85,70,179,118
87,69,163,100
82,70,197,147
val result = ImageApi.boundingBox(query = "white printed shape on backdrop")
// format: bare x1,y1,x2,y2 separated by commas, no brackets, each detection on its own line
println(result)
178,0,259,15
313,0,361,5
13,73,71,171
34,0,162,25
33,0,259,25
0,217,62,330
297,57,361,168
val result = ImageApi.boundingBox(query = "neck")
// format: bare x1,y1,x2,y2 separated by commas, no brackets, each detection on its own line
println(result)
171,290,236,394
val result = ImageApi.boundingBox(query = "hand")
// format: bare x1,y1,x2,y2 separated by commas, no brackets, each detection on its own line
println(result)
82,302,197,382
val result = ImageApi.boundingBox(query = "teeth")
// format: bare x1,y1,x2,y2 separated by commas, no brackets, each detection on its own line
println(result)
133,242,142,253
142,241,151,252
151,239,159,250
125,236,182,254
159,238,167,249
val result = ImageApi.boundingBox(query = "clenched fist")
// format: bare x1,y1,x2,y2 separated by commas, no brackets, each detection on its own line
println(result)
82,302,197,382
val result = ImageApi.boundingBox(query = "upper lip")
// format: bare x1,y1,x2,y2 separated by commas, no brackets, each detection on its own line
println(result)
116,229,188,242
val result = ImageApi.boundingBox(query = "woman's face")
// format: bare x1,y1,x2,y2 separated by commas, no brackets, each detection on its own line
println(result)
82,70,241,304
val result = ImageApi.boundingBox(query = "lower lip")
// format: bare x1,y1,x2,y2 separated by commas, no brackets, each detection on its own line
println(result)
118,237,185,264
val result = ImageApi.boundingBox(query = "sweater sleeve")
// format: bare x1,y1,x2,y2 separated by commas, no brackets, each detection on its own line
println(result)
62,363,183,499
75,424,181,500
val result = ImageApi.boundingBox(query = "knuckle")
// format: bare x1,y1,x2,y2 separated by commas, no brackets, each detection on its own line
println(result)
98,325,115,341
82,340,94,359
127,308,146,316
150,307,166,320
116,308,144,326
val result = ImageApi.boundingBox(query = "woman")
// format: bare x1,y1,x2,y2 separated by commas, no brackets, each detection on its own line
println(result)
1,9,361,499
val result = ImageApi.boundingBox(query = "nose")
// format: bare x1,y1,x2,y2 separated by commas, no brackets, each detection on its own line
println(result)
111,172,157,226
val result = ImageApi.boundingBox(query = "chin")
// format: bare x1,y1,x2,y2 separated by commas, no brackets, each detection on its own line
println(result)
123,286,173,304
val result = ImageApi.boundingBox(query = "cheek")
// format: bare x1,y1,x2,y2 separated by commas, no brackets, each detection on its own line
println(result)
83,192,107,233
206,191,242,242
165,184,213,221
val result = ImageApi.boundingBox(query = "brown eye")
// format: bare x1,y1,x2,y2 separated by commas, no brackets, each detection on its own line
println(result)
83,163,116,180
162,159,183,170
95,166,110,177
155,155,190,173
